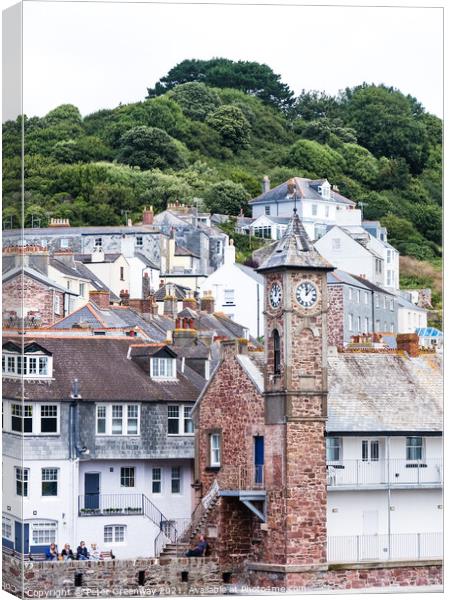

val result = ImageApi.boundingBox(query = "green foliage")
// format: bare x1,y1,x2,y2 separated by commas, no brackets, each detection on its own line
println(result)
117,126,187,170
203,180,250,216
148,58,294,111
217,218,268,263
1,59,441,270
206,105,251,151
286,139,345,180
169,82,221,121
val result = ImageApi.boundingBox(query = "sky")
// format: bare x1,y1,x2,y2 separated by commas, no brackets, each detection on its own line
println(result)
13,0,446,119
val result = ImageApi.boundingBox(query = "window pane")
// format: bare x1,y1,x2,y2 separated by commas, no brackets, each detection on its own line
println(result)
171,467,181,493
152,468,161,493
41,405,57,433
120,467,135,487
183,406,194,434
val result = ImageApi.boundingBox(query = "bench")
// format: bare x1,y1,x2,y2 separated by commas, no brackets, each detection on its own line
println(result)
99,550,115,560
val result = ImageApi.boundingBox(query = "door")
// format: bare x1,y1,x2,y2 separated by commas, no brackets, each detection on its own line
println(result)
84,473,100,509
254,436,264,485
361,510,379,560
361,439,382,484
14,522,29,554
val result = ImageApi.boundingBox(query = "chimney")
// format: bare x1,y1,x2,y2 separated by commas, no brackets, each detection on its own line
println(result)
120,289,130,307
91,246,105,263
143,206,154,225
182,290,198,311
163,284,178,318
127,218,133,227
3,244,50,275
172,316,198,346
287,178,296,195
262,175,270,194
397,333,420,357
147,291,159,316
224,239,236,265
49,218,70,227
220,338,248,359
89,290,111,309
53,249,76,269
200,290,215,314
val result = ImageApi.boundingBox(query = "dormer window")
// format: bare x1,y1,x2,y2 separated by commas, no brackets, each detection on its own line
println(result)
151,357,176,380
2,342,53,379
318,181,331,200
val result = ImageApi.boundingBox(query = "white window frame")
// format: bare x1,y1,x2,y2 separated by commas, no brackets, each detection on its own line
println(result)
94,237,103,247
348,313,353,332
224,289,235,305
311,204,318,216
2,353,52,379
136,236,143,247
41,468,58,497
2,515,13,540
31,521,57,545
120,467,135,488
167,405,194,436
390,299,394,312
364,291,369,305
8,402,59,436
326,437,342,462
96,404,140,436
54,295,61,316
104,525,126,545
152,468,162,494
364,317,370,333
16,467,29,497
325,205,330,218
264,205,271,216
60,239,69,249
210,433,221,467
171,467,181,494
150,357,176,380
406,436,424,461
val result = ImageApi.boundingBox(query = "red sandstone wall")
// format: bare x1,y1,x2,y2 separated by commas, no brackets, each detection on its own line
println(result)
3,275,65,327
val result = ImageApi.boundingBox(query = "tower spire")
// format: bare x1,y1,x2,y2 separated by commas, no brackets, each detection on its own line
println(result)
258,209,334,272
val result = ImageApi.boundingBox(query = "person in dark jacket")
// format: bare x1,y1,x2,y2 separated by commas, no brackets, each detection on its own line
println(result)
185,534,208,557
61,544,74,560
46,543,58,561
76,541,90,560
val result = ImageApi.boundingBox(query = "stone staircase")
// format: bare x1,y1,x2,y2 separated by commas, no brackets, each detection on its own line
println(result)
159,542,190,559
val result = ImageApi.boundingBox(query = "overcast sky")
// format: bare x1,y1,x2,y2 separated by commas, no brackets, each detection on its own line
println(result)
18,0,444,119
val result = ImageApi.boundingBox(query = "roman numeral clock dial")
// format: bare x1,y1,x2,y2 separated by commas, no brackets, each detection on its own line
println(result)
296,281,318,308
269,282,282,309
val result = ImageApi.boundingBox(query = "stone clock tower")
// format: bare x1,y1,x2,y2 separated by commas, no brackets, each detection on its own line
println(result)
257,206,334,573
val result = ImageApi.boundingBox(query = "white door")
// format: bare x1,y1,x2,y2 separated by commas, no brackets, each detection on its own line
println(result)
361,510,380,560
360,439,383,484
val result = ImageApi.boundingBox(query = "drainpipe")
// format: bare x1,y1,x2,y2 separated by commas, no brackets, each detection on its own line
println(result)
387,437,391,560
256,283,260,339
372,290,375,335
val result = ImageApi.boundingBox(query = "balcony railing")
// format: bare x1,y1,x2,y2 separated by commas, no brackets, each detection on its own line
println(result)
327,532,442,563
327,459,442,488
216,465,265,490
79,493,143,516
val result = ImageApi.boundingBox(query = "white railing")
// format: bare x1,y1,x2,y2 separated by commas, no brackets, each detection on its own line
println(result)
327,459,442,488
327,532,442,563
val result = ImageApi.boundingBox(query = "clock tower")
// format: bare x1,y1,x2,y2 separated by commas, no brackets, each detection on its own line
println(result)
257,205,334,572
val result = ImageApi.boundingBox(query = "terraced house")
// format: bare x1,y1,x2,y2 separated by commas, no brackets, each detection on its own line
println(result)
2,334,208,559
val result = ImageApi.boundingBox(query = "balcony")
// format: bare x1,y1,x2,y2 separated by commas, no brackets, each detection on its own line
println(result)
78,493,144,516
327,459,442,489
217,465,266,522
327,532,442,563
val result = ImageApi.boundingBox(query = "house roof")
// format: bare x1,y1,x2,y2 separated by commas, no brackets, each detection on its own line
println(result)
154,283,191,301
235,263,264,285
258,211,334,272
350,275,395,297
75,253,122,264
249,177,356,207
416,327,443,338
3,266,78,295
175,245,200,259
234,349,442,433
15,225,161,237
2,336,205,402
396,295,428,312
134,252,159,270
327,270,371,290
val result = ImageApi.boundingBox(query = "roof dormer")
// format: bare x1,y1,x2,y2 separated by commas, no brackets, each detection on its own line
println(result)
2,341,53,379
318,180,331,200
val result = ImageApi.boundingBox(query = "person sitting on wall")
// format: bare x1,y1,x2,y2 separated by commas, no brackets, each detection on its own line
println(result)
46,543,58,561
61,544,74,560
89,542,101,560
76,541,90,560
185,534,208,557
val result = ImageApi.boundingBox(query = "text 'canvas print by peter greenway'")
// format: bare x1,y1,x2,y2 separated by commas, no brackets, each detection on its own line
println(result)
2,0,443,597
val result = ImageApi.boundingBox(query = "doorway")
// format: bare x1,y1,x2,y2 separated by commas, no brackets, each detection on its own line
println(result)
84,472,100,509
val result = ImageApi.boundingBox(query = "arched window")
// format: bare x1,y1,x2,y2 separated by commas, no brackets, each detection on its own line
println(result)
273,329,281,375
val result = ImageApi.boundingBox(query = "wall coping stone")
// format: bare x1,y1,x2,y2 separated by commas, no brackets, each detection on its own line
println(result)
246,559,442,574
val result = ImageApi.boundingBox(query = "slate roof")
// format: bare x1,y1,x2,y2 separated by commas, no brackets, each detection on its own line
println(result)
48,258,120,301
236,264,264,285
327,270,371,289
258,211,334,272
2,336,205,402
154,283,190,301
134,252,159,270
235,350,442,433
175,245,200,259
351,275,395,297
3,266,78,295
249,177,356,207
75,253,122,264
396,295,428,312
16,225,161,236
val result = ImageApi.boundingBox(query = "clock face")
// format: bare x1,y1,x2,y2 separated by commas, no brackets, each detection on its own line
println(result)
296,281,318,308
269,282,283,309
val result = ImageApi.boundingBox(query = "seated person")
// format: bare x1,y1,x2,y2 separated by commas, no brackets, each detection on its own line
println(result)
185,534,208,557
46,543,58,561
76,541,90,560
61,544,74,560
89,543,101,560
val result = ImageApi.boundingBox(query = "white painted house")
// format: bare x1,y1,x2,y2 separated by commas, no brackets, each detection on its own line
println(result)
199,241,264,338
248,177,362,241
396,294,428,333
315,226,385,288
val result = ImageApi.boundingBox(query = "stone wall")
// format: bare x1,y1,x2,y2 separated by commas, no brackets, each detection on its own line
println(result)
246,560,443,591
328,285,344,348
2,555,222,598
3,274,65,327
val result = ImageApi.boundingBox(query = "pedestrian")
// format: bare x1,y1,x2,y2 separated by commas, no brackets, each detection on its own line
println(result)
76,541,90,560
185,534,208,557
